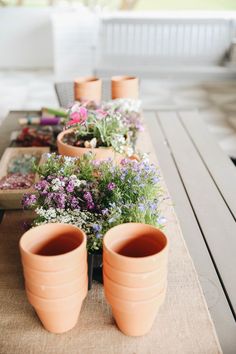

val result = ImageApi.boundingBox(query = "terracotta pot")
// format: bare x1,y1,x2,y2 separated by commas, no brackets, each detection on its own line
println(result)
105,288,166,336
22,257,87,286
20,223,87,272
103,223,168,273
19,223,88,333
111,76,139,99
26,285,87,333
104,259,167,288
103,223,168,336
74,76,102,104
26,271,88,299
103,273,166,301
57,128,123,161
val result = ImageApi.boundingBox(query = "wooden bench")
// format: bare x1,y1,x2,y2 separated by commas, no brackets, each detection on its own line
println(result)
55,83,236,352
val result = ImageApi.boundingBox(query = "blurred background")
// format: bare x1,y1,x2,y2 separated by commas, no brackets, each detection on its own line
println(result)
0,0,236,159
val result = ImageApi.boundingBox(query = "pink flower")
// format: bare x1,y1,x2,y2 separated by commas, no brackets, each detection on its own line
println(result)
96,109,108,120
67,107,88,126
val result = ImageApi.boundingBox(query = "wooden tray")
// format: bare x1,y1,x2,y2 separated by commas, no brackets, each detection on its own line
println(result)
0,147,49,210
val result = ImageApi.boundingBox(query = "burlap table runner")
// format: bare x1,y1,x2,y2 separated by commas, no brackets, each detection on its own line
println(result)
0,123,222,354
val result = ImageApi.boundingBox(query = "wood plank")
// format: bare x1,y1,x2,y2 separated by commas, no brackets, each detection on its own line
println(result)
145,111,236,353
179,110,236,218
158,110,236,316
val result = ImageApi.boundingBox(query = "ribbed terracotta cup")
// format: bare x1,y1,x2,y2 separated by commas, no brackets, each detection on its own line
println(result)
26,284,87,334
104,259,167,288
103,223,168,336
22,256,87,286
57,128,123,162
74,76,102,104
105,288,166,336
111,76,139,99
26,270,88,299
19,223,88,333
103,223,168,273
103,273,167,301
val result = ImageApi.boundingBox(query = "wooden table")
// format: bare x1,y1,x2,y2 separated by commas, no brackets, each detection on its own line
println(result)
0,105,233,352
55,82,236,352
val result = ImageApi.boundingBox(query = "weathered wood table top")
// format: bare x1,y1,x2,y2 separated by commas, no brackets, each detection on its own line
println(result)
0,109,224,353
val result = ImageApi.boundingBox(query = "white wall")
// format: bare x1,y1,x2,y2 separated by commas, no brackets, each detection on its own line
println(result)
0,8,53,69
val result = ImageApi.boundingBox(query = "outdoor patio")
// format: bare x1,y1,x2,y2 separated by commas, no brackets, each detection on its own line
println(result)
0,3,236,354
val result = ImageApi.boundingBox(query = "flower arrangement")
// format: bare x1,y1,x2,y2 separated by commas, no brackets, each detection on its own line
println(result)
23,153,165,254
101,98,143,145
61,99,143,156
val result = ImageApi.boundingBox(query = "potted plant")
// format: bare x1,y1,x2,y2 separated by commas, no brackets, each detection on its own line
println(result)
57,102,134,160
23,153,165,289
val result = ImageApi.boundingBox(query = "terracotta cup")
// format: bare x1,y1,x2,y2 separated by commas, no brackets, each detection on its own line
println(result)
111,76,139,99
26,285,87,334
103,223,168,273
22,256,87,286
103,273,167,301
103,223,168,336
74,76,102,104
26,270,88,299
19,223,88,333
103,258,167,288
105,288,166,337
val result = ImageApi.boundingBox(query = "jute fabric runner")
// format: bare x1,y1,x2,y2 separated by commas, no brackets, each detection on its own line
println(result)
0,122,222,354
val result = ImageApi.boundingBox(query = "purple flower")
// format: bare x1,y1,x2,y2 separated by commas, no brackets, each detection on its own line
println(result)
22,194,37,208
35,180,48,192
120,158,129,166
66,180,75,193
53,193,66,209
102,208,109,215
138,203,145,212
107,182,116,191
93,224,102,232
83,191,93,202
71,196,79,209
87,202,95,210
152,176,160,183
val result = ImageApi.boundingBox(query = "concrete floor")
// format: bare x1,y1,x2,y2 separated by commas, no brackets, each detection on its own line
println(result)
0,70,236,158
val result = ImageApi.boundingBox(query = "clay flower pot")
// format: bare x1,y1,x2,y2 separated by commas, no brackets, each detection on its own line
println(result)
57,128,123,161
111,76,139,99
103,223,168,336
26,285,87,334
74,76,102,104
19,223,88,333
103,259,167,288
105,288,166,336
103,273,167,301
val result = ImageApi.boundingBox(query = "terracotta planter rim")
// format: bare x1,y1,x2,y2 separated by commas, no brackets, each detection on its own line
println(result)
103,223,168,261
20,223,86,261
103,258,167,276
57,128,114,153
26,286,87,306
74,76,101,84
112,76,138,82
105,287,166,306
25,269,87,288
103,271,167,292
22,260,87,276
